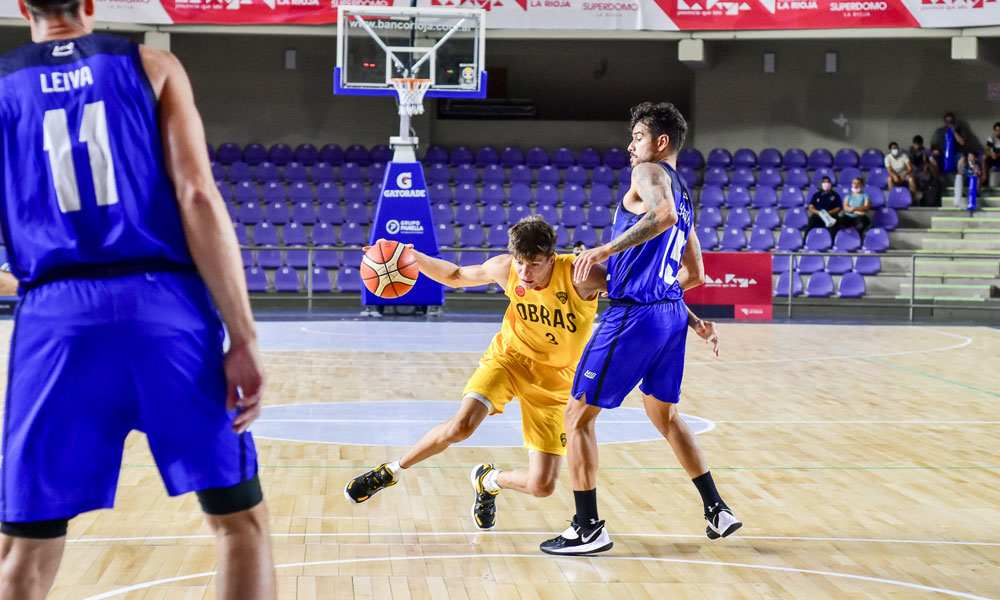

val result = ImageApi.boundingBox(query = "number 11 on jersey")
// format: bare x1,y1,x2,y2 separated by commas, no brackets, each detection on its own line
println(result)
42,100,119,214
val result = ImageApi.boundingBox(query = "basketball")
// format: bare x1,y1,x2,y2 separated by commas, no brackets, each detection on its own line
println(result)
360,240,420,298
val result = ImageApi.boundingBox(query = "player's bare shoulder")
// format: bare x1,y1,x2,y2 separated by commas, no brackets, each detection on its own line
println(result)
483,253,514,291
137,45,183,99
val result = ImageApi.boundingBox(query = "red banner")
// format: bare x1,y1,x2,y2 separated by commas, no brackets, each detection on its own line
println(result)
684,252,772,320
659,0,919,30
163,0,365,25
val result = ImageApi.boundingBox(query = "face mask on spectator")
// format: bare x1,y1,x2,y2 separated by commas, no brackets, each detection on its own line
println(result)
891,148,899,157
821,182,831,191
852,186,861,193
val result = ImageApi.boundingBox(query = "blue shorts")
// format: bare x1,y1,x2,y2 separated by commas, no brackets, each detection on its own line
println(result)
571,299,688,409
0,272,257,523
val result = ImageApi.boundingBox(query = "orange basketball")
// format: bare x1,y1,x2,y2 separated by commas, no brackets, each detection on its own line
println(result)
360,240,420,298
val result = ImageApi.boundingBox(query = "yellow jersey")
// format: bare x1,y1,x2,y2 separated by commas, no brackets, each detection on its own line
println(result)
498,254,598,368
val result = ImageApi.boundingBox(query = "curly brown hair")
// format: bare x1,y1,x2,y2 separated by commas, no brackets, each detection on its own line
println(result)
507,215,557,260
24,0,81,18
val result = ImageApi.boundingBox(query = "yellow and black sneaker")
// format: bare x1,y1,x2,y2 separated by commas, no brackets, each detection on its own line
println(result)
470,463,499,530
344,463,398,504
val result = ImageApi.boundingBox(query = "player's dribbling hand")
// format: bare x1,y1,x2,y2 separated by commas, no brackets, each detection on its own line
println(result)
693,320,720,356
363,238,413,252
572,244,613,283
225,339,267,434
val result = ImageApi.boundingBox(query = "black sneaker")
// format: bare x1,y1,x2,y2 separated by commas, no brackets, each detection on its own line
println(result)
344,463,397,504
705,503,742,539
539,516,613,556
470,463,499,530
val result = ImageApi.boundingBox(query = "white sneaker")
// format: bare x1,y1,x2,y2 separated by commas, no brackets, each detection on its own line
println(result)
540,517,613,556
705,504,742,539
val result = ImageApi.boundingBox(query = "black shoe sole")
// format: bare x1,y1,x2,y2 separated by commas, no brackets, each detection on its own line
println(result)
706,520,742,540
540,541,614,556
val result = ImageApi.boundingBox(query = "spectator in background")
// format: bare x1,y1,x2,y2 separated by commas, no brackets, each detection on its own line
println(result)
806,176,842,235
573,241,587,256
982,122,1000,186
885,141,917,195
908,135,931,178
911,135,944,206
837,177,872,237
931,112,969,168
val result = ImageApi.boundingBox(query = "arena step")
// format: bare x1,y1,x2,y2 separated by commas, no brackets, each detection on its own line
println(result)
930,216,1000,230
920,237,1000,252
897,282,998,300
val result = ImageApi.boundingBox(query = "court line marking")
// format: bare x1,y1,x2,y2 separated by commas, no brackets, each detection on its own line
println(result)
79,552,995,600
119,464,1000,471
253,418,1000,425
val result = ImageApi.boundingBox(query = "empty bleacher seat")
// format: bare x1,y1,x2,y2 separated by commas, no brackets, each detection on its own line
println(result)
245,267,268,292
861,227,890,252
796,254,825,273
707,148,732,168
308,267,334,293
826,255,853,274
678,148,703,170
758,148,782,169
216,143,242,166
749,227,774,251
720,227,747,251
699,186,725,209
726,186,751,209
808,148,834,169
834,148,860,169
696,226,719,250
337,267,362,293
777,227,804,251
500,146,524,168
806,271,834,297
838,272,866,297
804,228,832,252
732,148,757,169
859,148,884,171
774,271,803,296
833,229,861,253
753,207,780,230
757,167,782,189
783,148,807,169
459,224,485,247
526,146,550,169
319,144,345,166
552,147,575,169
243,143,268,166
537,165,560,186
482,165,505,185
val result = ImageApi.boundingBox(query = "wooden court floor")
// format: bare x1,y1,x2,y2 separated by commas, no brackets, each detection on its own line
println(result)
2,321,999,599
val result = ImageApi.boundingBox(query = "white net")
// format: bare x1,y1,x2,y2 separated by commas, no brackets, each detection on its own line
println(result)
391,78,433,117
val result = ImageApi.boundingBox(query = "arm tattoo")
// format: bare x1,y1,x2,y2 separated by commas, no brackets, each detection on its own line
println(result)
609,165,671,253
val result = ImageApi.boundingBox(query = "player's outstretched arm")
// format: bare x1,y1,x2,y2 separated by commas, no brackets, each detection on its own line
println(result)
573,162,677,283
409,247,511,289
572,261,608,301
687,307,720,356
142,46,264,433
676,229,705,291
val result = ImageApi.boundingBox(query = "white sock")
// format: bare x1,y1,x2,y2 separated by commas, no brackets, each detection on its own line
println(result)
387,460,404,476
483,468,501,493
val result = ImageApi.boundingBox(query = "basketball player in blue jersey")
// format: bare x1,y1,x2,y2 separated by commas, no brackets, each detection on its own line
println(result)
541,102,741,556
0,1,276,597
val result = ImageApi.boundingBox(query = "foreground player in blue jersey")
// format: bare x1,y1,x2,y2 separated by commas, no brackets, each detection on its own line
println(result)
541,102,742,556
0,1,276,597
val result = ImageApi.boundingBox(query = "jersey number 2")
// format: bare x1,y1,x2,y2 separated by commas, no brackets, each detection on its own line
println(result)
43,101,119,213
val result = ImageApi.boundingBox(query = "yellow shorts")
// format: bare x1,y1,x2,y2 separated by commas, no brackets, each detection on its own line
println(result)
463,335,575,456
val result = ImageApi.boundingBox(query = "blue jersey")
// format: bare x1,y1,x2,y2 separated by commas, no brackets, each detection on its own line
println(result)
0,34,192,287
606,161,694,304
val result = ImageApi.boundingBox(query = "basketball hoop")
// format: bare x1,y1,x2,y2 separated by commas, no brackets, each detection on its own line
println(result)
391,78,433,117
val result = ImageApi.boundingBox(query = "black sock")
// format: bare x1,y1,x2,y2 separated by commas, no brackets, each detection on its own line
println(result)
692,472,728,513
573,489,599,527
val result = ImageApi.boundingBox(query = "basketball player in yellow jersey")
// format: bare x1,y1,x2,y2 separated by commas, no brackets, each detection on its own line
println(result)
346,216,721,530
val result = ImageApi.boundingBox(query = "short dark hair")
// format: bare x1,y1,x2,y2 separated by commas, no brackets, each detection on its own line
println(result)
24,0,81,18
508,215,557,259
994,122,1000,130
573,241,586,249
912,135,924,144
820,176,832,183
944,112,955,120
888,141,898,149
629,102,687,153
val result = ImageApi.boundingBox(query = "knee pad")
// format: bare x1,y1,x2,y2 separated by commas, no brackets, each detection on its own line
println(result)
196,473,263,516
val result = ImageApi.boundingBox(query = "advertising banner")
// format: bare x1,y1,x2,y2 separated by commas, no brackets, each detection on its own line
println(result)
684,252,773,320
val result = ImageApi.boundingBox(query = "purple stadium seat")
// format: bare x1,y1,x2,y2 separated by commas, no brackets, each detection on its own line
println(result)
224,200,237,222
782,207,808,230
805,228,832,252
482,165,505,185
283,223,309,268
535,184,559,206
453,164,477,185
887,187,912,209
237,200,263,224
535,204,559,225
315,201,341,225
436,223,457,247
284,163,308,184
319,144,345,166
552,147,575,169
590,185,614,208
778,187,804,209
773,254,791,274
834,148,859,169
310,222,338,246
811,168,837,187
871,207,898,231
563,185,586,207
564,165,588,186
228,161,253,183
796,254,825,273
428,183,451,204
243,143,267,166
234,223,249,244
838,272,866,298
537,165,560,186
833,228,861,253
861,227,890,253
336,267,362,293
255,249,283,270
603,148,629,170
482,204,505,226
432,202,455,225
344,201,369,225
339,163,363,184
749,227,775,251
216,143,241,166
854,255,882,274
720,228,747,251
752,187,777,209
678,148,704,170
707,148,732,168
678,166,698,188
216,181,233,203
455,203,480,226
340,222,366,246
212,162,224,181
345,144,370,167
500,146,524,168
696,226,719,250
601,225,615,244
618,166,632,187
459,224,485,247
758,148,782,169
726,186,751,209
508,205,530,224
704,167,729,188
731,167,755,188
476,184,502,207
288,182,313,204
867,167,889,189
725,207,752,230
308,267,333,293
577,148,601,170
753,207,781,230
837,167,861,188
245,267,268,292
261,181,286,203
311,163,335,184
774,271,803,297
699,186,725,209
784,168,809,189
777,227,804,251
314,248,341,269
806,271,834,297
508,165,531,185
294,144,319,166
526,146,550,169
268,144,294,167
252,220,278,245
553,225,569,248
449,183,473,206
265,201,290,225
826,255,853,274
366,162,387,186
508,183,532,207
421,145,446,165
866,186,886,208
592,165,615,187
732,148,757,169
370,145,392,165
486,225,509,248
783,149,807,169
757,167,783,189
573,225,598,247
562,205,585,227
808,148,834,169
859,148,884,171
697,206,723,228
588,205,612,228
